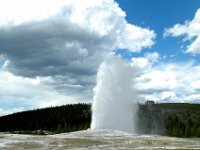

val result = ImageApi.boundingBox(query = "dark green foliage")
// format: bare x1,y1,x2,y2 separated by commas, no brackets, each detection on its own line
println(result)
0,103,91,133
1,102,200,138
136,103,200,137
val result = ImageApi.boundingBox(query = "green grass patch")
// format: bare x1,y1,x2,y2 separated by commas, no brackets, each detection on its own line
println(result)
112,138,170,148
50,138,107,148
11,142,43,149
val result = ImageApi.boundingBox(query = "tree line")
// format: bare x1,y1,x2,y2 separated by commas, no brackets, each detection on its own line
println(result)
0,103,91,134
1,102,200,137
137,102,200,137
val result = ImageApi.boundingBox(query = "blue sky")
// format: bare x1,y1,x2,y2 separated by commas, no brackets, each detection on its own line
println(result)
0,0,200,115
116,0,200,61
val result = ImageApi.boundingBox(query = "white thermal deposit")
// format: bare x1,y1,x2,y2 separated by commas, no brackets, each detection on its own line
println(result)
91,55,138,133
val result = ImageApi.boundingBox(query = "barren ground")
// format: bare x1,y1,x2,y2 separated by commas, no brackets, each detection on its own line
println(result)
0,129,200,149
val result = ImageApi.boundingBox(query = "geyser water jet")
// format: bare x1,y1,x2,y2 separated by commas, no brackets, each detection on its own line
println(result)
91,55,138,133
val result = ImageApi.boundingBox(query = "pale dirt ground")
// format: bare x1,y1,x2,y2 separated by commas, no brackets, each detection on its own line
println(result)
0,129,200,150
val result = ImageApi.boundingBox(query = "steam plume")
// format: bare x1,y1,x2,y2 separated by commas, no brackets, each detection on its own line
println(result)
91,55,138,133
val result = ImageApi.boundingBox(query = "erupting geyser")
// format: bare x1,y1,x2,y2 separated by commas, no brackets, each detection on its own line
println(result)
91,55,138,133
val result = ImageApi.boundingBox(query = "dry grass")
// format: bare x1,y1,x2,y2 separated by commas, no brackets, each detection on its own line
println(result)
49,138,107,148
10,142,43,149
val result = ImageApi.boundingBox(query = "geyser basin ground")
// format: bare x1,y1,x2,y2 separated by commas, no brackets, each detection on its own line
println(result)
1,129,200,149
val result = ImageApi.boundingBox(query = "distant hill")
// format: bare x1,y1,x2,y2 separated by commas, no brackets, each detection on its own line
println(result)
0,103,200,137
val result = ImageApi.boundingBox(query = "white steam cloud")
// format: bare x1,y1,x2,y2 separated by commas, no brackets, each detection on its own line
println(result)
91,55,138,133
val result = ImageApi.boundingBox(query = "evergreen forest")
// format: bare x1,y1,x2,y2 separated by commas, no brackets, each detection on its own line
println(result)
1,102,200,138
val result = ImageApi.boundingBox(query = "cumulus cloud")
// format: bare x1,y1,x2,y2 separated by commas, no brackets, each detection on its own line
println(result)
0,70,85,116
0,0,156,114
133,54,200,103
118,24,156,52
164,8,200,54
0,0,156,76
131,52,160,70
144,52,160,62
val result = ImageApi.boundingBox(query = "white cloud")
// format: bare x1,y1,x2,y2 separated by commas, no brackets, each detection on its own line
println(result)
0,0,156,78
190,80,200,90
79,48,88,56
0,0,64,26
0,70,84,111
136,70,177,91
144,52,160,62
118,24,156,52
131,57,149,69
0,0,156,53
131,52,160,70
0,0,156,115
0,107,25,116
164,8,200,54
133,57,200,103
